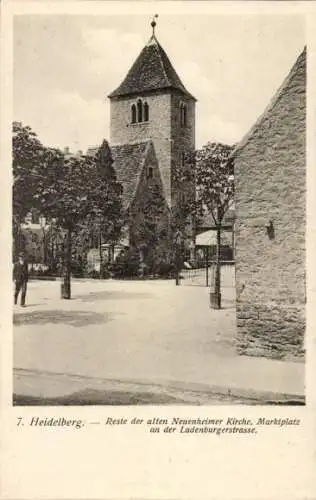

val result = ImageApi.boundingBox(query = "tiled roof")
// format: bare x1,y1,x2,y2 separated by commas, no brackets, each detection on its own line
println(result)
231,47,306,158
111,140,151,209
108,35,196,100
87,140,151,209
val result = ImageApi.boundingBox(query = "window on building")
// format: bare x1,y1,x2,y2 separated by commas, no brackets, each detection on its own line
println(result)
131,100,149,124
144,102,149,122
147,167,153,179
131,104,136,123
183,104,187,127
181,152,186,167
180,102,188,127
137,99,143,123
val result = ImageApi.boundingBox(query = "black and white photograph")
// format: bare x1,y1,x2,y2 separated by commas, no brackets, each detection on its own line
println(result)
12,11,306,406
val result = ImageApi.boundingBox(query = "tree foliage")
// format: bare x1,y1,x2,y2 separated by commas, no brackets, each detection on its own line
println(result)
12,122,45,222
169,150,196,272
195,142,234,226
132,182,169,274
137,183,166,245
193,141,234,308
12,122,123,296
172,150,196,229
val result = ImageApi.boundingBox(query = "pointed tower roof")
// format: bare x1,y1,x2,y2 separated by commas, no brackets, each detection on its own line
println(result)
108,30,196,101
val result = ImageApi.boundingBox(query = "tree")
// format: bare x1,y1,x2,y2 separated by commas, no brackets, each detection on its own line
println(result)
79,140,123,277
171,150,196,279
136,183,168,275
195,142,234,309
36,141,123,298
12,122,45,220
12,122,45,257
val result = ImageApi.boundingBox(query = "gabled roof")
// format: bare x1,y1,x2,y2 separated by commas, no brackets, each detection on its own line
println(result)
111,140,153,209
86,140,153,209
231,47,306,159
108,34,196,101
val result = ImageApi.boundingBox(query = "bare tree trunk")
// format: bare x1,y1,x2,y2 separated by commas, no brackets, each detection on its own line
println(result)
175,257,180,285
175,244,182,286
41,227,47,265
210,224,221,309
205,246,209,287
61,228,71,299
215,225,221,301
99,226,103,278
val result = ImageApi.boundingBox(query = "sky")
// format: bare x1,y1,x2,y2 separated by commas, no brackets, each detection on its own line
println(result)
13,13,305,152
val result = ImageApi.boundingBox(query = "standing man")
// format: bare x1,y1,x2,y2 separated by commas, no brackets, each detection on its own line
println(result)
13,252,29,307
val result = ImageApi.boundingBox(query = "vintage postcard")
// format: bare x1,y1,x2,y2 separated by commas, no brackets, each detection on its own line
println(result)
1,0,316,499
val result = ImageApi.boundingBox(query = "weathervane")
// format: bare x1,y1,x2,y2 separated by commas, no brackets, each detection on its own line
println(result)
151,14,159,35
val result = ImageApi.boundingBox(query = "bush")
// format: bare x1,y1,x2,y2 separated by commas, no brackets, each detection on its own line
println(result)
100,264,112,279
86,269,100,279
112,249,140,278
154,261,175,278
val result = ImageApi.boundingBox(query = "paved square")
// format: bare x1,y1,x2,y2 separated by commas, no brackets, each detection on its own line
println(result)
13,278,304,403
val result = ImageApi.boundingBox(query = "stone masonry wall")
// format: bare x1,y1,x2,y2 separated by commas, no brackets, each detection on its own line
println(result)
170,93,196,249
110,90,195,210
234,50,306,360
170,93,196,201
110,92,173,205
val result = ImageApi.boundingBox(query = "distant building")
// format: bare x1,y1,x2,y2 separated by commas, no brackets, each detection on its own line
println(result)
196,206,235,263
17,211,64,273
233,48,306,359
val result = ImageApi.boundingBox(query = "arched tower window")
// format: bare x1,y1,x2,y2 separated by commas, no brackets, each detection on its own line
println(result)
144,102,149,122
137,99,143,123
131,99,149,124
131,104,136,124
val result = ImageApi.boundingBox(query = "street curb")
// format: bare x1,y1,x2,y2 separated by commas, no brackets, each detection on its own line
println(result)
13,368,305,405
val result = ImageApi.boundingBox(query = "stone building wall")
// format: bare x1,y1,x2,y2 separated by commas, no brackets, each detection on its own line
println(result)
110,91,172,205
170,92,195,200
110,89,195,209
234,49,306,360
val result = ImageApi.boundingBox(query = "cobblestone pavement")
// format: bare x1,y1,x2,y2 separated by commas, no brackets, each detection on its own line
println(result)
13,279,304,403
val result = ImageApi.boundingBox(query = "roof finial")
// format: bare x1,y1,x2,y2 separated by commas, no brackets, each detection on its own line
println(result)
151,14,158,36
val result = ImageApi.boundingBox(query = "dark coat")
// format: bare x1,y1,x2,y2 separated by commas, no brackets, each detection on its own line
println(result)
13,260,29,282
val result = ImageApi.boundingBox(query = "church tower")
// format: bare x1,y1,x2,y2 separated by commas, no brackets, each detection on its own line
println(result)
108,18,196,211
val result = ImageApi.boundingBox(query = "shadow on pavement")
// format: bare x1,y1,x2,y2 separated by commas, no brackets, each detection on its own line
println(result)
76,290,153,302
13,389,187,405
13,390,305,406
13,310,121,327
14,304,42,308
